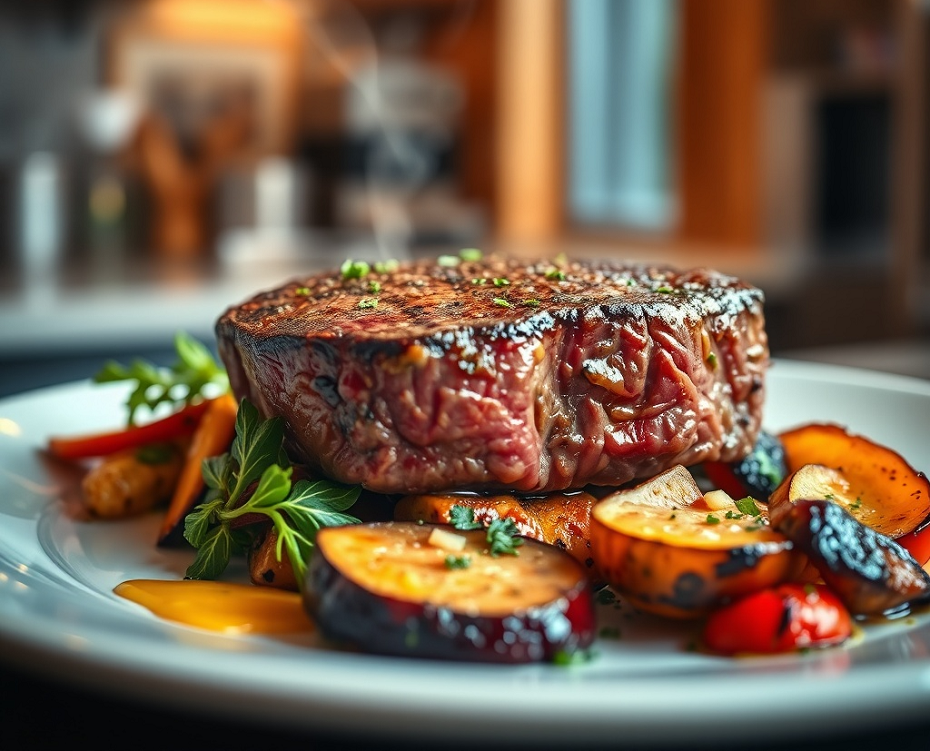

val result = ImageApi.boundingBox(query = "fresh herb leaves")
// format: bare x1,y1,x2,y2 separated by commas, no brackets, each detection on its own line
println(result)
735,497,762,517
93,331,229,425
486,518,523,557
449,505,483,530
448,505,523,557
183,400,360,583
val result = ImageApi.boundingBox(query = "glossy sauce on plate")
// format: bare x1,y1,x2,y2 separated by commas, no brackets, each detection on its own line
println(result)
115,579,312,634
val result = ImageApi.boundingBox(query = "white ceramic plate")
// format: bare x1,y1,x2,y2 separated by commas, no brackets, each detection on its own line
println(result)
1,360,929,746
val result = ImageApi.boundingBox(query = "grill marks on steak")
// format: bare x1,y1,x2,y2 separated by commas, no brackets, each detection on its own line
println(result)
216,258,769,494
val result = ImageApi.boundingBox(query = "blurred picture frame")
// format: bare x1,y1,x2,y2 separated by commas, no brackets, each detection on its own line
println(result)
105,0,304,156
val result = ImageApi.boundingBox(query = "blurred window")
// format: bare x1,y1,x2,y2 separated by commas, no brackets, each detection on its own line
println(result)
567,0,677,231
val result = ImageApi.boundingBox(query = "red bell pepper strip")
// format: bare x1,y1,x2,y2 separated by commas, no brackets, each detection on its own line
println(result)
898,519,930,568
702,583,852,656
46,400,213,460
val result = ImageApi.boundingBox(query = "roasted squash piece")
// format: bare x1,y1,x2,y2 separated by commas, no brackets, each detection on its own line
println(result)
394,491,597,575
590,466,803,619
778,423,930,539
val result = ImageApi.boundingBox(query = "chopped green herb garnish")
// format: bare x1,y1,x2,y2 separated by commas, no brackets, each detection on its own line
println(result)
93,331,229,426
725,510,742,520
444,554,471,570
486,517,523,557
458,248,483,261
706,514,721,525
735,497,762,517
523,299,541,307
367,280,381,294
552,648,594,666
373,259,399,274
471,277,488,285
448,505,521,557
545,268,566,281
295,286,310,296
493,298,512,308
850,496,863,510
437,255,460,267
449,505,484,531
656,285,674,294
706,352,718,369
493,277,510,287
358,298,379,309
824,493,835,501
341,258,370,279
626,278,637,287
183,400,360,583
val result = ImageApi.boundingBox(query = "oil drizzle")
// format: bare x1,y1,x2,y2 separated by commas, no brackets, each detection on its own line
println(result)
115,579,312,634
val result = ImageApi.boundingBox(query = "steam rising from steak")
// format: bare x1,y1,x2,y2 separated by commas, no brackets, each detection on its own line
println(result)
216,257,768,494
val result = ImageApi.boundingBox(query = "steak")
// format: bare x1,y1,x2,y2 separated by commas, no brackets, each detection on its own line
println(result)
216,257,769,494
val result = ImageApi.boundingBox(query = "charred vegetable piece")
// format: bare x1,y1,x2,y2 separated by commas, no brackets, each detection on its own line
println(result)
248,526,299,591
158,393,239,545
702,583,852,656
703,431,787,502
778,423,930,538
590,466,803,619
897,519,930,568
773,498,930,615
393,491,597,575
304,521,596,663
81,442,186,519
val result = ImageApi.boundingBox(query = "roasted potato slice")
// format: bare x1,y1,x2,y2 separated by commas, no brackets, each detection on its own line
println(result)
81,442,185,519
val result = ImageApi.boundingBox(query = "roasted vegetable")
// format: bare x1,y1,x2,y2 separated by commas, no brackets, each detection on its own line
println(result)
304,521,596,663
590,465,803,618
47,399,211,460
158,393,239,545
897,519,930,568
703,431,787,501
772,498,930,615
393,491,597,575
81,442,185,519
702,583,852,656
778,423,930,539
248,527,299,591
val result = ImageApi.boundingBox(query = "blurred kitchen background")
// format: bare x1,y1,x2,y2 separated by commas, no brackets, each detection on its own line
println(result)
1,0,929,397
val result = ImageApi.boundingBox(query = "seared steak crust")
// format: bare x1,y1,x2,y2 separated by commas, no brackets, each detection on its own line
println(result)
216,257,769,494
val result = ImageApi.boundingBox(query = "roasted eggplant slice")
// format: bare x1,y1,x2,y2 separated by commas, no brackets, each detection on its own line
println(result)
590,466,803,619
773,498,930,615
304,521,596,663
703,431,787,502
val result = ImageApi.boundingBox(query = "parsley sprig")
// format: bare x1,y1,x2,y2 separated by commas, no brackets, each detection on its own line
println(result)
93,331,229,425
448,505,524,557
183,400,360,583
